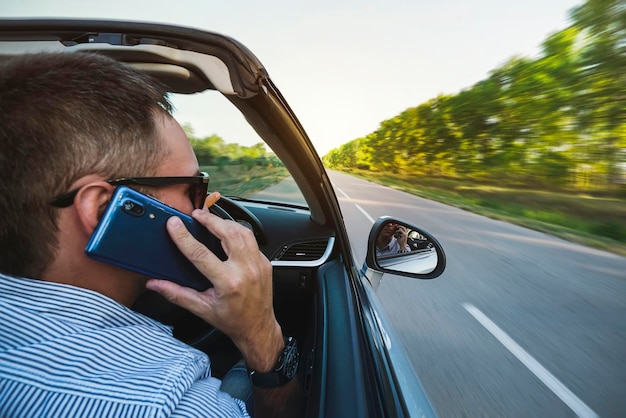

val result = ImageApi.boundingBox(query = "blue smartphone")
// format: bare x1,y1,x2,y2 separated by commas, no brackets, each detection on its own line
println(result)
85,186,227,291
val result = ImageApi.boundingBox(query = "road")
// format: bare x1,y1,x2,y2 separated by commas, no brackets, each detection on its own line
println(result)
328,170,626,418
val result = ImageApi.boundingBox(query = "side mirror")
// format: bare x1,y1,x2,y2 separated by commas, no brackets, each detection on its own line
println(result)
365,217,446,281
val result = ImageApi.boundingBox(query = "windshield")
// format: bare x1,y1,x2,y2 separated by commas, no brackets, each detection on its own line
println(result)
171,90,307,207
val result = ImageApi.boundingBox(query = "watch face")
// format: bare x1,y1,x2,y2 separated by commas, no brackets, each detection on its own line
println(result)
250,337,299,388
282,337,299,380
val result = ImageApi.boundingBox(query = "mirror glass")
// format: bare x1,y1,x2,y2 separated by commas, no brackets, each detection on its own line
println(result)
372,219,444,277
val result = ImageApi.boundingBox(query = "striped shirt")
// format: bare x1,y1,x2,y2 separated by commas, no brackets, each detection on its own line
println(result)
376,237,410,256
0,274,249,417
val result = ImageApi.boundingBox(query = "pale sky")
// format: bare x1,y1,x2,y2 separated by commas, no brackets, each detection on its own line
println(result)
2,0,582,156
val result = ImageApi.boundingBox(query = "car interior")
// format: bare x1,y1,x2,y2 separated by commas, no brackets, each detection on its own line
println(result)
1,20,447,417
0,20,347,405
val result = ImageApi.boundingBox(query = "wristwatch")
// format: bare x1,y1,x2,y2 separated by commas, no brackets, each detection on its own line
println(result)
249,336,299,388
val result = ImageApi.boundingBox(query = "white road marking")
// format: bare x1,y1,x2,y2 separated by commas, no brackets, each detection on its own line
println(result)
335,187,375,223
356,204,375,224
463,304,599,418
335,186,350,199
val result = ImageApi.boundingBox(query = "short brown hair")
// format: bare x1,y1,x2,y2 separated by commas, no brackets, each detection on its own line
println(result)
0,52,173,278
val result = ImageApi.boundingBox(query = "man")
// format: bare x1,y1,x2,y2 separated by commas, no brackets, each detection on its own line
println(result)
375,223,410,256
0,52,300,417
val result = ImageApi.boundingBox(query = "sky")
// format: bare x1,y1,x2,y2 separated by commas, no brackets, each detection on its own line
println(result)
2,0,583,156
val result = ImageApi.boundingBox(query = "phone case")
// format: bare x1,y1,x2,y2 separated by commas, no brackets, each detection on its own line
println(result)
85,186,227,291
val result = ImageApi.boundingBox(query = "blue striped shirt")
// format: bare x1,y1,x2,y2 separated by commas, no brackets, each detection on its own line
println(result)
0,274,249,417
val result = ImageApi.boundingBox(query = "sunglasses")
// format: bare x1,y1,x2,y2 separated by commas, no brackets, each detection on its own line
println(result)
50,172,210,209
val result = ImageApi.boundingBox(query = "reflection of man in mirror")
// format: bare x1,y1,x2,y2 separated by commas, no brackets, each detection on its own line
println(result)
376,223,410,256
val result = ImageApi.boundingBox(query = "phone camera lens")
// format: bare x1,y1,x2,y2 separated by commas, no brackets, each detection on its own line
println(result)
122,200,144,216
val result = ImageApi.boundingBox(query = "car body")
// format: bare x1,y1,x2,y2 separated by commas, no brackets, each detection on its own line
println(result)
0,19,445,417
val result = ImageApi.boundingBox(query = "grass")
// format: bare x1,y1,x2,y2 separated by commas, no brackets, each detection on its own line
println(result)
201,164,289,198
340,169,626,256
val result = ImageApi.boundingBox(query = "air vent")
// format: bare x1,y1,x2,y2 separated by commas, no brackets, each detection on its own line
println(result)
275,239,330,261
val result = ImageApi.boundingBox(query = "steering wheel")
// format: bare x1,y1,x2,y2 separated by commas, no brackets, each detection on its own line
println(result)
132,197,264,352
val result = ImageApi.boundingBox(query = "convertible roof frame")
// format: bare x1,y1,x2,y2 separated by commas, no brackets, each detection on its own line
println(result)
0,20,356,263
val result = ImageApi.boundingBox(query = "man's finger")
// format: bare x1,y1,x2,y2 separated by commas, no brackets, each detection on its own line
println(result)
203,191,221,209
145,278,198,305
191,209,257,255
145,278,216,322
166,216,226,279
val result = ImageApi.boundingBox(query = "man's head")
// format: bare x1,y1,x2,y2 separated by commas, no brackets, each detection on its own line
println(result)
0,52,173,279
378,222,397,247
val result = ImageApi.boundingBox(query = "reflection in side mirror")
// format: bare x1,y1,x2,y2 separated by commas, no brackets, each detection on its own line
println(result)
365,217,446,280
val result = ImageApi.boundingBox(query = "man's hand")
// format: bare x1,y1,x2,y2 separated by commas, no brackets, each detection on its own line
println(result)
145,205,283,372
147,192,305,416
395,225,409,251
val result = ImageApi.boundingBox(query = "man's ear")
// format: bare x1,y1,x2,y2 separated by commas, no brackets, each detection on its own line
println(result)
73,182,114,234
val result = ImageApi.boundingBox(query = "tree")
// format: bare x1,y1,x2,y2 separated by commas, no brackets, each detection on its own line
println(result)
324,0,625,189
190,134,226,166
571,0,626,184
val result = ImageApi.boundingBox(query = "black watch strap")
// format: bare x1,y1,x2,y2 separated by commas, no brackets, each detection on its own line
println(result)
249,336,299,388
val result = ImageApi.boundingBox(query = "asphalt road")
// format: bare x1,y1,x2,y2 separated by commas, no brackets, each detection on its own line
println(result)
327,170,626,418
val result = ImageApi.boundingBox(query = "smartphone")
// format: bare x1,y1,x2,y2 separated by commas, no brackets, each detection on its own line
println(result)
85,186,227,291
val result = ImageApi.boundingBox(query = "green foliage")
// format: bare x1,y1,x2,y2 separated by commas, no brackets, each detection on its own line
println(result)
344,168,626,253
201,165,289,198
187,129,278,171
185,128,286,196
323,0,625,191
